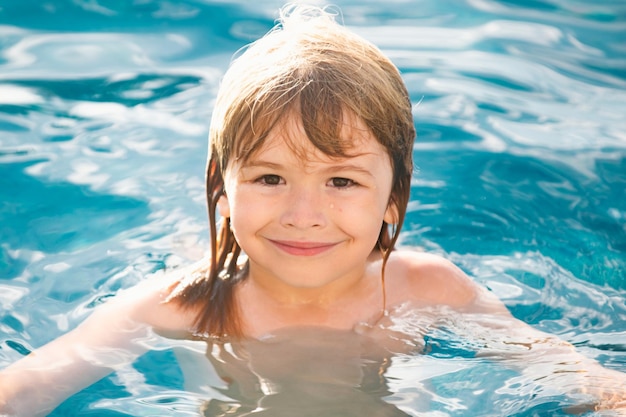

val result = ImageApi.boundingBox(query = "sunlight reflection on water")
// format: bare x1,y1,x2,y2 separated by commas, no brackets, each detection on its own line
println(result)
0,0,625,415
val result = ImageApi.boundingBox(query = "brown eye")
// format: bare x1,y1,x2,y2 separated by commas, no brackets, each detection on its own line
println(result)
259,174,282,185
329,177,355,188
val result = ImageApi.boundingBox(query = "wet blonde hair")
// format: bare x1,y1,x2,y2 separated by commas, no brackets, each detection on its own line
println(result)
170,4,415,338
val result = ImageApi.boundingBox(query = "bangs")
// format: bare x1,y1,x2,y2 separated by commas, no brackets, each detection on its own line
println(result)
210,9,414,179
231,67,369,166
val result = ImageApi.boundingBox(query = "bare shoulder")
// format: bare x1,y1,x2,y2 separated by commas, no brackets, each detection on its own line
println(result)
95,263,201,336
384,250,481,309
0,263,203,416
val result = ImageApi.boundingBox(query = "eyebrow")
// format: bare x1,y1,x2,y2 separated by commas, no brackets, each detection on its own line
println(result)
242,159,376,177
241,160,282,169
321,163,376,178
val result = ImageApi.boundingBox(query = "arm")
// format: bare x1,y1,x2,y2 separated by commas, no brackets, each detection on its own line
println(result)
0,272,194,417
0,303,150,416
461,287,626,413
398,251,626,412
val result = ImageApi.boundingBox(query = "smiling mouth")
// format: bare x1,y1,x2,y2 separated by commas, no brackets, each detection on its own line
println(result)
268,239,339,256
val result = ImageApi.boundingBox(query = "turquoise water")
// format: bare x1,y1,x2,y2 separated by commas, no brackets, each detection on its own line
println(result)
1,0,625,416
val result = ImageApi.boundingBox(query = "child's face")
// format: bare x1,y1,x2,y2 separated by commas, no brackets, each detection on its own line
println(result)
219,113,396,294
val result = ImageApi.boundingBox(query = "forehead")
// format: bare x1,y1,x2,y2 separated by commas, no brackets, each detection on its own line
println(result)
252,111,386,163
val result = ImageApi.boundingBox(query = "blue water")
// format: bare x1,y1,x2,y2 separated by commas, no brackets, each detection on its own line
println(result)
1,0,625,416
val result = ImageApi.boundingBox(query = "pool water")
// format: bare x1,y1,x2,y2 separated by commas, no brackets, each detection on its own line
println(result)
1,0,625,416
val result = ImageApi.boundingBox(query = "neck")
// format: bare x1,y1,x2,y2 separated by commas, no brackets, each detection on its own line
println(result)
235,259,386,337
254,262,375,305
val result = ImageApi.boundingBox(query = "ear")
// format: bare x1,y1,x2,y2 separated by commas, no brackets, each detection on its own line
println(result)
217,193,230,218
383,200,399,225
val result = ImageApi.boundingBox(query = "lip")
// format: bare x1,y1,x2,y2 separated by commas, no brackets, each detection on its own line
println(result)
268,239,340,256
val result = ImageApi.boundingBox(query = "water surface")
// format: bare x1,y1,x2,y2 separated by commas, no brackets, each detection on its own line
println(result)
0,0,625,415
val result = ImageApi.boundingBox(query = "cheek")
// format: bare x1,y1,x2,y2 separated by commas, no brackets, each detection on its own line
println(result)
329,203,341,212
228,192,272,231
217,195,230,218
331,199,384,231
227,211,248,251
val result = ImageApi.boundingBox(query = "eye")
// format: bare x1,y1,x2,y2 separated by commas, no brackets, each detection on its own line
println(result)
329,177,356,188
256,174,283,185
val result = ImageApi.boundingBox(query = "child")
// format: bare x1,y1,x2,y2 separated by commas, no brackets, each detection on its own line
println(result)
1,4,625,416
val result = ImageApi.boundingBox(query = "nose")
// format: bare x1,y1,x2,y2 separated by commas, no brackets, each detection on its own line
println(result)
280,185,327,229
